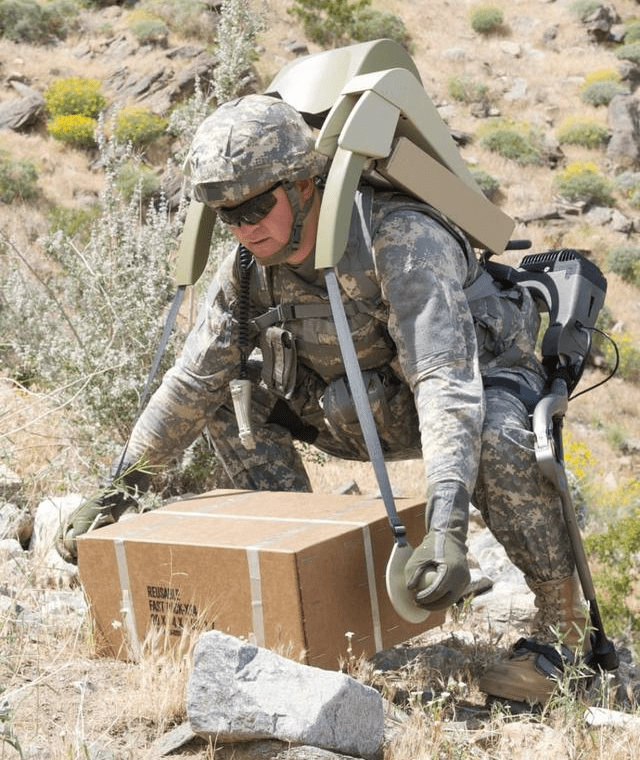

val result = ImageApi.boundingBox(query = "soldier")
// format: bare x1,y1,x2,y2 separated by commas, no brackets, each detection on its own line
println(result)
57,94,589,704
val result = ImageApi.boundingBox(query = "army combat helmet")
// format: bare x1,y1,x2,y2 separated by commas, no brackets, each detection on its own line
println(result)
187,94,327,265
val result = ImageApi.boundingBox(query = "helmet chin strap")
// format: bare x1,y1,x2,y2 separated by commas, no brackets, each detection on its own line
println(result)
252,179,314,267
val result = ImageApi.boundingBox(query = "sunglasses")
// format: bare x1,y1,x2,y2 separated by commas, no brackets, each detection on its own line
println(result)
196,182,282,227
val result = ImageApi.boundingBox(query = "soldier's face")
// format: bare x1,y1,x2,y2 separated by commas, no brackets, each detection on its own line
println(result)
229,180,319,265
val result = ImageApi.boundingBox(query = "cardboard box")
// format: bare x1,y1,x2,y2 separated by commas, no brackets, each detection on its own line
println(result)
77,489,444,669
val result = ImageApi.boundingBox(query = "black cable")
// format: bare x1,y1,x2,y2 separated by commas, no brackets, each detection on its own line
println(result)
569,327,619,401
237,245,252,381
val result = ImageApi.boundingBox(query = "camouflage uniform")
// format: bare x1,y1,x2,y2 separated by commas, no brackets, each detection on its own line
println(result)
122,187,575,586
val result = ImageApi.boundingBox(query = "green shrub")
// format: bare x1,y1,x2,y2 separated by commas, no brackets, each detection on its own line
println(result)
624,19,640,43
556,116,609,148
585,499,640,637
608,332,640,382
605,245,640,286
0,0,81,44
138,0,210,38
553,161,614,205
448,75,488,103
0,149,39,203
349,7,409,46
289,0,374,47
115,160,161,202
569,0,601,21
477,119,544,165
614,170,640,207
45,77,107,119
615,41,640,65
167,77,212,163
213,0,264,103
114,106,167,148
470,167,500,200
129,17,170,45
48,114,98,148
469,4,503,34
47,205,101,245
580,79,627,106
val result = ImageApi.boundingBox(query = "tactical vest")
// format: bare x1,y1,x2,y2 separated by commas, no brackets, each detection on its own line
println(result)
244,186,538,399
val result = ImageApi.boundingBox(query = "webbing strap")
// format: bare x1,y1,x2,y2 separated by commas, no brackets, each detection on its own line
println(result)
483,376,541,414
252,300,359,330
324,267,407,545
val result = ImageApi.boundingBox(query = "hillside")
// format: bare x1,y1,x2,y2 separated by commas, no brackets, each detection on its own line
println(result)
1,0,640,758
2,0,640,490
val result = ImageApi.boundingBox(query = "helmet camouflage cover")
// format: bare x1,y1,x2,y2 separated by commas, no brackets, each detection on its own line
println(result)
187,94,328,207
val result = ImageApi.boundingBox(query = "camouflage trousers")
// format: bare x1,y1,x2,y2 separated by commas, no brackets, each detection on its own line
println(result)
206,370,575,585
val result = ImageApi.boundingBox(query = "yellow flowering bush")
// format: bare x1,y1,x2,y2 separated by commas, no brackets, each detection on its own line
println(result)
553,161,614,205
584,68,621,85
581,69,626,106
564,434,595,486
47,114,98,148
44,77,106,119
556,115,610,148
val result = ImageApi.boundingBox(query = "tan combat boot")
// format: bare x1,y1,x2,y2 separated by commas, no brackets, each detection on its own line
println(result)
479,573,591,704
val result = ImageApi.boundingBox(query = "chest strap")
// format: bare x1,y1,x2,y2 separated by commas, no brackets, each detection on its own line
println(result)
252,300,359,331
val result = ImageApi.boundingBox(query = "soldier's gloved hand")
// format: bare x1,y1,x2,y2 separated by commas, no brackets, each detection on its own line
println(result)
404,480,470,611
55,487,136,565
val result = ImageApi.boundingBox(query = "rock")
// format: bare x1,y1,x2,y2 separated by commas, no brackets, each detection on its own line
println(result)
585,706,640,728
0,538,23,560
497,721,574,759
187,630,384,760
618,60,640,90
584,5,621,44
150,722,198,756
29,494,83,558
0,503,32,546
607,93,640,170
610,208,635,234
542,25,559,48
0,89,44,130
442,47,468,61
504,78,528,102
583,206,613,226
500,42,522,58
468,528,535,627
0,464,21,502
583,206,634,233
281,40,310,56
515,204,562,224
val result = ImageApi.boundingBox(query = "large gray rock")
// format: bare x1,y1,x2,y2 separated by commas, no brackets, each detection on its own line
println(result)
29,494,83,558
0,84,44,130
607,93,640,170
187,631,384,759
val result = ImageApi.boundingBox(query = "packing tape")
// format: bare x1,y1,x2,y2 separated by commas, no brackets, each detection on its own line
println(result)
161,510,374,527
243,526,383,654
114,538,141,660
245,546,266,647
361,525,383,652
